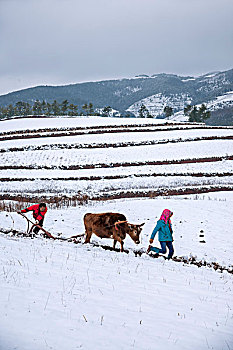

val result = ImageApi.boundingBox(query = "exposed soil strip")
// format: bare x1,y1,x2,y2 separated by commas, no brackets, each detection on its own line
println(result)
0,125,200,140
0,186,232,206
0,172,232,182
0,230,232,274
92,186,233,201
90,243,233,275
0,155,232,171
0,135,232,153
1,125,232,142
0,122,207,136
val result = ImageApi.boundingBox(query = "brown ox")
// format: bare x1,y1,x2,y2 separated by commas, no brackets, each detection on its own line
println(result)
83,212,144,252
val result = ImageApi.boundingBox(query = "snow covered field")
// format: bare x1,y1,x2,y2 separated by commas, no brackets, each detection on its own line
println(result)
0,116,172,133
2,128,233,150
0,116,233,349
0,175,232,199
0,193,233,350
0,116,232,200
1,160,232,179
1,140,232,168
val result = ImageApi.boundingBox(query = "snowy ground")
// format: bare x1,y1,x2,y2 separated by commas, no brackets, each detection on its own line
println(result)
0,116,176,133
0,175,232,198
2,128,232,150
1,160,232,179
0,116,232,200
0,192,233,350
0,116,232,349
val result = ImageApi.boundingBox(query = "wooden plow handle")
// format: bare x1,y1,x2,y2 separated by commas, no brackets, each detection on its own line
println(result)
18,212,56,240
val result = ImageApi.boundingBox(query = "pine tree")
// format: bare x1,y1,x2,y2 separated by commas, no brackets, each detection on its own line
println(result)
184,104,192,116
102,106,112,117
41,100,47,115
22,102,31,116
187,104,211,123
138,104,152,118
0,107,8,118
51,100,60,115
15,101,24,116
198,104,211,122
33,100,42,115
45,102,52,116
6,104,15,117
88,103,94,116
61,100,69,116
164,106,173,118
68,104,78,116
82,103,88,116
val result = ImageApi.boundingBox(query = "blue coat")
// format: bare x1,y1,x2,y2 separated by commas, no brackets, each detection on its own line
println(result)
150,220,173,242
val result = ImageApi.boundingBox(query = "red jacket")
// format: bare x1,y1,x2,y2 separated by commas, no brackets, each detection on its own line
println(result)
21,204,47,221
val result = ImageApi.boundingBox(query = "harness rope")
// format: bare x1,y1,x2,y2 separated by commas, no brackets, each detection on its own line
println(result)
114,220,128,231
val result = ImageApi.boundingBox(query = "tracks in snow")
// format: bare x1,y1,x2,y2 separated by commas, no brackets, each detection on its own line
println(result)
1,229,232,275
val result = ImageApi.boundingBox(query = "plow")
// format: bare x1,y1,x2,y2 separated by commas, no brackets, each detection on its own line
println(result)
0,216,232,276
0,213,232,275
18,212,85,242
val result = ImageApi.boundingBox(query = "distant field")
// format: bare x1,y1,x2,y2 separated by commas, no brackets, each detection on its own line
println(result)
0,116,232,207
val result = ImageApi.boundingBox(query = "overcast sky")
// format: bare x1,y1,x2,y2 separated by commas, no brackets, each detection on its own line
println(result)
0,0,233,95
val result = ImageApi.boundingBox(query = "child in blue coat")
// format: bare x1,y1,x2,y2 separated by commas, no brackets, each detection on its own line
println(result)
147,209,174,259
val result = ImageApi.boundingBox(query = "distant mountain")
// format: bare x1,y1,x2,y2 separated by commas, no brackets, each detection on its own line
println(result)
0,69,233,124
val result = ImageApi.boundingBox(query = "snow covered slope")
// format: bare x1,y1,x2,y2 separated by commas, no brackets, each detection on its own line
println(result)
128,91,233,121
171,91,233,122
1,68,233,124
0,193,233,350
127,93,192,117
0,116,233,350
0,116,232,202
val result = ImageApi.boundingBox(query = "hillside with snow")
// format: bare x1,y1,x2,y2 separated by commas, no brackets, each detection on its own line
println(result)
0,116,233,350
0,68,233,125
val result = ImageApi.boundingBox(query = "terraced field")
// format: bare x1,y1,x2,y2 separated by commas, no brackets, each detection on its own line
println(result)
1,116,233,350
0,116,232,206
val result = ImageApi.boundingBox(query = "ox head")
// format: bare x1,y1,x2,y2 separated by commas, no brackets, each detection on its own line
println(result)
127,223,145,244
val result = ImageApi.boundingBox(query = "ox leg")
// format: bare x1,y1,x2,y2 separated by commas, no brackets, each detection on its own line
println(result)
113,239,123,251
113,232,124,252
113,238,124,252
84,229,92,243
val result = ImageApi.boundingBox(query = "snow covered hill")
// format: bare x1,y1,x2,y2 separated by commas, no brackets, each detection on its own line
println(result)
170,91,233,123
126,92,192,117
0,116,233,350
0,68,233,125
127,90,233,121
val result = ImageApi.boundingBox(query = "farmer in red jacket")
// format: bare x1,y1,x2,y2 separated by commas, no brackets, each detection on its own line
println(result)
20,203,47,234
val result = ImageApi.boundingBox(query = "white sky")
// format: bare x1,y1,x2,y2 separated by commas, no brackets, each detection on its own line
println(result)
0,0,233,95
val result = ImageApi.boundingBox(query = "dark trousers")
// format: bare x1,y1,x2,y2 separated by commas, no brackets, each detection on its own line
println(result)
150,241,174,258
33,218,44,234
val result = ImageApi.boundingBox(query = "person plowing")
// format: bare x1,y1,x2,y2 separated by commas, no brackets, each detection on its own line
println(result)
19,203,47,234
